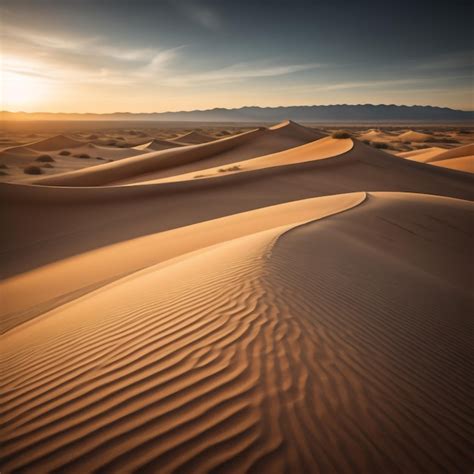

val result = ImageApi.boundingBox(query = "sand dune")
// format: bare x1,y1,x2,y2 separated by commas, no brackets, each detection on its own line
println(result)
30,122,324,186
1,192,472,473
397,130,432,142
147,135,353,183
397,147,447,162
1,120,473,473
2,137,472,281
145,138,186,151
174,130,216,144
431,155,474,172
0,142,148,182
27,134,85,151
397,143,474,173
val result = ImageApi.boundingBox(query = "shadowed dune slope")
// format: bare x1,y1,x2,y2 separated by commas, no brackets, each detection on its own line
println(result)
0,192,472,473
1,139,473,279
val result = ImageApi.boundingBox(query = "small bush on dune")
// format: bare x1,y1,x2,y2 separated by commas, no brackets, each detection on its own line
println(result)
0,163,8,169
59,150,71,156
218,165,241,172
35,154,55,163
74,153,91,159
42,163,54,168
372,142,389,149
362,139,371,145
0,170,9,176
24,165,43,175
331,130,351,139
96,156,105,160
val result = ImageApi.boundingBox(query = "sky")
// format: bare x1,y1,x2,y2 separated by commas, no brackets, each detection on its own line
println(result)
1,0,473,112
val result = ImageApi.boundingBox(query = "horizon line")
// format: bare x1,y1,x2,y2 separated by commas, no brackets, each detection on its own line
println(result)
2,103,473,115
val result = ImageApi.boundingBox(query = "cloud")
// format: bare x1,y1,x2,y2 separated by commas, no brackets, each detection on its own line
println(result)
0,24,184,86
415,50,474,70
174,1,221,30
166,61,322,86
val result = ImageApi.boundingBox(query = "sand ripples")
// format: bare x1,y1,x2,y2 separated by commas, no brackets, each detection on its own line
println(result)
1,193,473,473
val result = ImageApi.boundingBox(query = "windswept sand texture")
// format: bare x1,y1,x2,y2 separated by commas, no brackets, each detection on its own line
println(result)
1,121,473,473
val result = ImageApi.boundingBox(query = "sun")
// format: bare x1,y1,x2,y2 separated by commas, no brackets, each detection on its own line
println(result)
1,68,53,111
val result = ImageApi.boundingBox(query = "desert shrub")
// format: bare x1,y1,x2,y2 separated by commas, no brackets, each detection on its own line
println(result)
0,171,8,176
372,142,389,149
0,163,8,169
74,153,90,159
42,163,54,168
458,129,470,135
95,156,105,160
59,150,71,156
218,165,241,172
24,165,43,175
427,137,460,144
331,130,351,139
362,140,371,145
35,154,55,163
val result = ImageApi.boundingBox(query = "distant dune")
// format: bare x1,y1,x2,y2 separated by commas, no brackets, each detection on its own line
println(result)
398,143,474,172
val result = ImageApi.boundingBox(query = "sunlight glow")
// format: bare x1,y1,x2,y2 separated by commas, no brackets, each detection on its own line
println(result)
1,61,53,110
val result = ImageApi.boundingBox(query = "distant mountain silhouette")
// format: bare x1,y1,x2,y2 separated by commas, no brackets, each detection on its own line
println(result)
3,105,473,122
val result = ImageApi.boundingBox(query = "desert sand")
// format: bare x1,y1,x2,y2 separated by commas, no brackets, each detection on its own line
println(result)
1,120,473,473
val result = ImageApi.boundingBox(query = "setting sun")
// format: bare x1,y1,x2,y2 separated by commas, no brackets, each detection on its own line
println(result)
0,63,52,110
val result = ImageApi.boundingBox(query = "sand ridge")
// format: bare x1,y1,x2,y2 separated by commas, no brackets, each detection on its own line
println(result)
1,192,472,472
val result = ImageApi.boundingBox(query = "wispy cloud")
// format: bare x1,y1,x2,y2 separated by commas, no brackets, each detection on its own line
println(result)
167,61,322,86
415,50,474,70
0,24,185,86
174,0,221,30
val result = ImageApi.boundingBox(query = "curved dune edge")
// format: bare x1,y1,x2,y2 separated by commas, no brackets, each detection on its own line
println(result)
1,192,366,332
396,143,474,173
431,155,474,173
1,192,472,473
135,136,353,184
397,147,447,163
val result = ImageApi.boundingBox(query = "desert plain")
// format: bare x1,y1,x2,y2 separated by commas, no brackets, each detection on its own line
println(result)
0,120,473,472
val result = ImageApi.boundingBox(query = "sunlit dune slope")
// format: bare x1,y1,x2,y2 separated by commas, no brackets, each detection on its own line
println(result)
1,192,472,473
397,143,474,173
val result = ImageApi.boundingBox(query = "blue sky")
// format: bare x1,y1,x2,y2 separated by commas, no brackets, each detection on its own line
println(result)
1,0,473,112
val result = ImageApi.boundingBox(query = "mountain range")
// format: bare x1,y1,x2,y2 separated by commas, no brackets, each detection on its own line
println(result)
2,104,473,122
